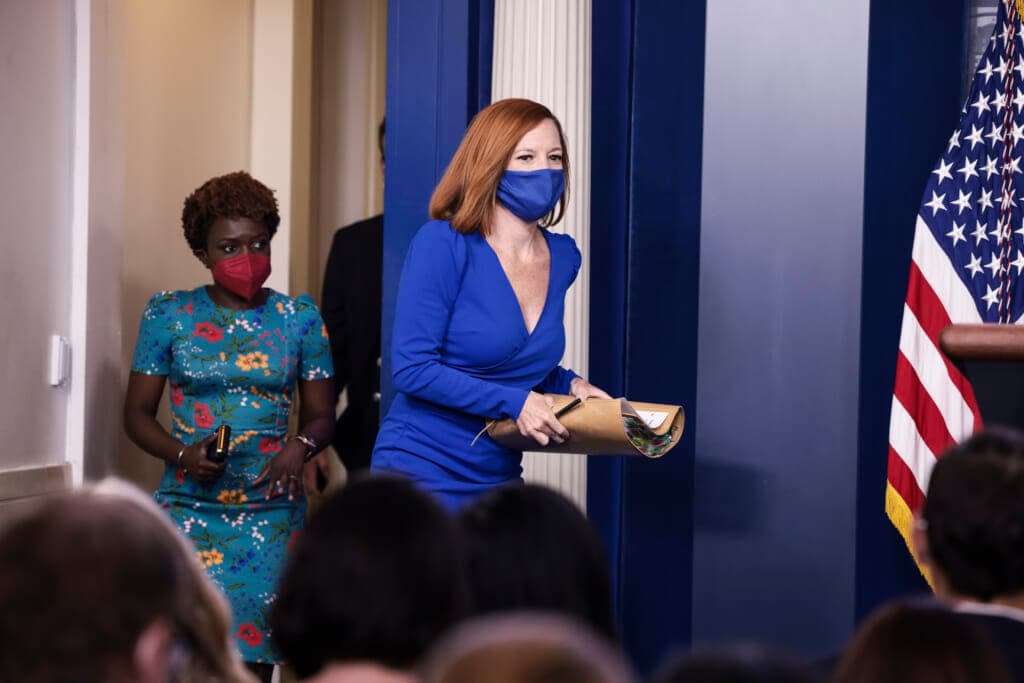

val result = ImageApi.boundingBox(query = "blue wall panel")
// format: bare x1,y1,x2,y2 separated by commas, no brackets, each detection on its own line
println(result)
854,0,966,619
588,0,707,674
692,0,869,658
382,0,964,670
381,0,492,411
618,0,707,669
587,0,633,624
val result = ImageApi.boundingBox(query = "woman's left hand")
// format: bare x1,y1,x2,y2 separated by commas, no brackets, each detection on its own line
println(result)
569,376,612,400
254,440,307,501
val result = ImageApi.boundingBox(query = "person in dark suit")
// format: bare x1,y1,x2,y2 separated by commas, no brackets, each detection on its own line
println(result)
321,120,385,473
912,427,1024,682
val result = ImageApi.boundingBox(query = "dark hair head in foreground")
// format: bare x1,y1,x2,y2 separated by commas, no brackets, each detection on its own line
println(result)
271,475,467,678
919,426,1024,601
652,642,821,683
421,612,635,683
833,599,1011,683
0,479,254,683
458,483,617,641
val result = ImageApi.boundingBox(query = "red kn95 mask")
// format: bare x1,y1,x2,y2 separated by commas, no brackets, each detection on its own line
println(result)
213,253,271,300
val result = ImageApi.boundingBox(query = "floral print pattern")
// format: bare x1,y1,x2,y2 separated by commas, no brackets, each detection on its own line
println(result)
237,623,264,648
131,287,333,663
623,415,674,458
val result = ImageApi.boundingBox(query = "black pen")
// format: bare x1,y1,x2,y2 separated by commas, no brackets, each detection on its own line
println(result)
554,397,582,419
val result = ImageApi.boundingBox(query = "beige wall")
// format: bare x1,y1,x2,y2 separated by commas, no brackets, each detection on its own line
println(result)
0,1,75,471
290,0,316,299
117,0,255,489
0,0,382,494
82,0,128,479
313,0,387,301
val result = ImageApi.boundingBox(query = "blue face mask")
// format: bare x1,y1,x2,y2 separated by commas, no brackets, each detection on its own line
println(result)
496,169,565,222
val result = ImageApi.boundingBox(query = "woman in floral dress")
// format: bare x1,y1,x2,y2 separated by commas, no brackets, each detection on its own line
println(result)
124,171,335,682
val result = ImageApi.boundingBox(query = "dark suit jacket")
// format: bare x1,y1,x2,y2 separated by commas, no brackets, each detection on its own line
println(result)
321,214,383,471
959,608,1024,683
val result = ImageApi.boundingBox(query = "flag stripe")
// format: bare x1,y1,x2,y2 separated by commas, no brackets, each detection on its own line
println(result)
892,351,957,458
897,304,978,441
886,444,925,514
905,238,984,430
912,215,985,327
889,395,938,499
905,261,983,431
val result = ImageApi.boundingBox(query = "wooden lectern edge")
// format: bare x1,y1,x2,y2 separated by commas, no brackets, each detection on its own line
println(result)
939,323,1024,361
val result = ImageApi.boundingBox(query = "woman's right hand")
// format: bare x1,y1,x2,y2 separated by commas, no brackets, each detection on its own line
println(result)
515,392,569,446
178,434,226,483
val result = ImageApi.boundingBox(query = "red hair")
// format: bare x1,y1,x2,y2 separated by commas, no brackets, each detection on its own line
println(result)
429,98,570,235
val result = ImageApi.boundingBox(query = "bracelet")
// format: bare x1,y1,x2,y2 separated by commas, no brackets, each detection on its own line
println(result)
293,434,318,461
176,445,186,468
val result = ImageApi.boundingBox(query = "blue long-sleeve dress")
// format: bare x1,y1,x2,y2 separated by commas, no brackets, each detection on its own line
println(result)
371,219,580,509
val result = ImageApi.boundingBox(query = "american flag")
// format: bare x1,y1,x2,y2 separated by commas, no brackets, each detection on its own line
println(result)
887,0,1024,556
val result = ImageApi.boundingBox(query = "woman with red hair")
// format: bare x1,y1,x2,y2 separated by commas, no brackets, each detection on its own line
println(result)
372,98,609,510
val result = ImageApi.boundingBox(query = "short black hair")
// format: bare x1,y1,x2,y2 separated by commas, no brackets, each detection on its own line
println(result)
271,476,467,677
458,484,617,641
181,171,280,252
924,427,1024,600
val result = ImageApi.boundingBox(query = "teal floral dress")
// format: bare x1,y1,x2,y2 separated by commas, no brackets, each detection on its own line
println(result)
131,286,333,663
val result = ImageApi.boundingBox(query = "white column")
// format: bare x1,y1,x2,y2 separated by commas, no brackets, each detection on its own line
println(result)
68,0,92,483
492,0,592,510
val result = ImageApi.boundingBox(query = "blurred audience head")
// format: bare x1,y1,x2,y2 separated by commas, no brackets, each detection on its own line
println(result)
652,643,820,683
458,483,617,641
0,478,254,683
833,599,1011,683
271,475,467,679
421,612,635,683
914,426,1024,602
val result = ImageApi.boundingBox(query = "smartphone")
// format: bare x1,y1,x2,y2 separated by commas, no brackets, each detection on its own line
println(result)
207,424,231,463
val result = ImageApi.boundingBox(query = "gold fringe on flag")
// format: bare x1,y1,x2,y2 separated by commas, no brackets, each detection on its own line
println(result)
1017,0,1024,19
885,483,934,589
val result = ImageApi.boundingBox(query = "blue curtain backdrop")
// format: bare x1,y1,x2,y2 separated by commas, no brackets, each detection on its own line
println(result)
382,0,965,674
588,0,705,672
855,0,965,618
381,0,492,412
